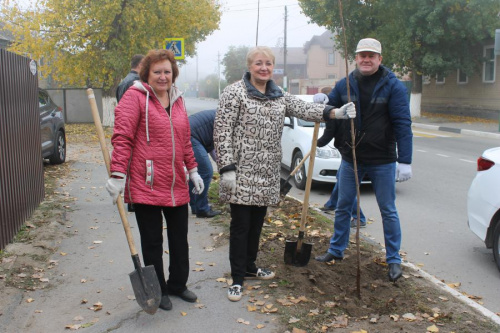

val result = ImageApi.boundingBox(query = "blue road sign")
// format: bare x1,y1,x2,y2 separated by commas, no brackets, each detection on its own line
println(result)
164,38,185,60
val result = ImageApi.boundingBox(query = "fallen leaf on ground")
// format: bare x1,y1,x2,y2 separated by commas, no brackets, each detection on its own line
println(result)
195,261,203,265
447,282,461,288
73,315,84,321
181,312,187,316
256,324,265,329
289,317,300,323
26,298,34,303
247,305,257,312
216,277,226,283
236,318,250,325
292,328,307,333
427,324,439,332
402,313,416,321
93,240,102,244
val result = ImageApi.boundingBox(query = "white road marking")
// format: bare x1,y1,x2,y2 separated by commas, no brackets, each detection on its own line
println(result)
413,130,453,137
460,159,476,163
436,154,449,158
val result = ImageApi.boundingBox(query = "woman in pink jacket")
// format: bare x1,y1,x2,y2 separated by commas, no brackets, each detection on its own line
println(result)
106,49,204,311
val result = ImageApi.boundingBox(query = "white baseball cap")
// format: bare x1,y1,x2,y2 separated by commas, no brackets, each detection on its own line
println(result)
355,38,382,54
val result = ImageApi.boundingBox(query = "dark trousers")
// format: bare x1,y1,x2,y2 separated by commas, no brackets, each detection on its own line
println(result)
229,204,268,286
134,204,189,295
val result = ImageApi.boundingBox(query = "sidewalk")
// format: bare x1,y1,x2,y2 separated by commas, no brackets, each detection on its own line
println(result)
0,143,280,333
413,112,500,140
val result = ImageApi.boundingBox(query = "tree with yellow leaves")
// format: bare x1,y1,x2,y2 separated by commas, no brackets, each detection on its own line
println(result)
1,0,221,95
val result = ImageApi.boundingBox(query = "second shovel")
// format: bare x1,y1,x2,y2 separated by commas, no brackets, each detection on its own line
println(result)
284,122,320,266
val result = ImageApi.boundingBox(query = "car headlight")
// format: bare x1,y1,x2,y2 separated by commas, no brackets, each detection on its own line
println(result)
316,147,340,159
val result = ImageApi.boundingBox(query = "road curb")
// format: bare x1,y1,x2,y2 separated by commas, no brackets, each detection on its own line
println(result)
403,262,500,326
413,122,500,140
287,194,500,327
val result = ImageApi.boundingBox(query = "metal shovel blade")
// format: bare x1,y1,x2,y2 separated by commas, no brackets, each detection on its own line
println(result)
129,264,162,315
284,240,313,267
280,177,293,196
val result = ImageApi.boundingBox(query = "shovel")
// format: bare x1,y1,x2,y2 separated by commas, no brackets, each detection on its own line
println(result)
280,150,311,196
87,89,161,315
284,122,320,266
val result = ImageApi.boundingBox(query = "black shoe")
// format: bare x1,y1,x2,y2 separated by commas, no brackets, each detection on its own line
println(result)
196,209,221,218
159,295,172,310
169,289,197,303
315,252,343,262
388,263,402,282
319,206,335,212
350,219,367,228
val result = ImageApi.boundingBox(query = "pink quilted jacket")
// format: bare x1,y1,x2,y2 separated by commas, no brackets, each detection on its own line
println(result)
110,81,197,207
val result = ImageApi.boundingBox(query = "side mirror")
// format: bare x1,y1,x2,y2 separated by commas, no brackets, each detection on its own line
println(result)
284,117,293,128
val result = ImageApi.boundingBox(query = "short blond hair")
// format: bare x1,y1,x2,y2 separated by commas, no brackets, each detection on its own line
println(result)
246,46,275,69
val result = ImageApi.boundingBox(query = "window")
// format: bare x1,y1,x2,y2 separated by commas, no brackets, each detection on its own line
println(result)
483,46,496,83
328,52,335,65
435,74,445,84
423,75,431,85
457,69,468,84
327,74,336,79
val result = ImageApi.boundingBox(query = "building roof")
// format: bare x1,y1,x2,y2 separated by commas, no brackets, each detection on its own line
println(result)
271,47,306,65
303,30,334,52
0,22,14,43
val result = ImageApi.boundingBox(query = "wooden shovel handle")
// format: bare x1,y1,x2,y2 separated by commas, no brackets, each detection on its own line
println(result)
299,122,320,233
87,89,138,256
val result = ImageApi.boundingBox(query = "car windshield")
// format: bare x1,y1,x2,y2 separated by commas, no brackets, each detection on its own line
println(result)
297,119,326,127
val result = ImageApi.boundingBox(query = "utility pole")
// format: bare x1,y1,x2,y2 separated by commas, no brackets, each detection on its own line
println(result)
283,6,288,91
218,52,221,98
196,55,199,98
256,0,260,45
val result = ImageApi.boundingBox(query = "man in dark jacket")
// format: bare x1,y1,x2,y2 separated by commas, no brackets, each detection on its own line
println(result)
317,120,366,227
188,109,221,218
116,54,144,102
313,38,413,282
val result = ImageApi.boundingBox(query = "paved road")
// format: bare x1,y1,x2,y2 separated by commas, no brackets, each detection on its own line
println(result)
285,127,500,314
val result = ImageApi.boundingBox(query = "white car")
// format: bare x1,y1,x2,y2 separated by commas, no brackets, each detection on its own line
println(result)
280,95,341,189
467,147,500,272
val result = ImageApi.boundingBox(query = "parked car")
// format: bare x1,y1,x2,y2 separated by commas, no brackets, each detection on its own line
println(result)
280,95,341,189
467,147,500,272
39,88,66,164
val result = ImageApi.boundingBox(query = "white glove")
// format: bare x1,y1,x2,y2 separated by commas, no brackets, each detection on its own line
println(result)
396,163,412,182
106,177,125,204
189,171,205,194
313,93,329,104
334,102,356,119
221,170,236,195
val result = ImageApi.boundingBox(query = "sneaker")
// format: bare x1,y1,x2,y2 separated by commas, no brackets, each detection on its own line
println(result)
350,218,366,228
244,268,275,280
227,284,242,302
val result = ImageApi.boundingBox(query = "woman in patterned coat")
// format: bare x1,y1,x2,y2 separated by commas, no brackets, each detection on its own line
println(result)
214,46,356,302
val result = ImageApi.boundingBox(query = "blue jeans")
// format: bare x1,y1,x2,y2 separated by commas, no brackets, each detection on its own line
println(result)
189,138,213,214
325,164,366,223
328,161,401,264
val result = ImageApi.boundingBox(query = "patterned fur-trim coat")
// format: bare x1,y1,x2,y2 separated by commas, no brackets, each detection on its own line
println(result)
214,72,332,206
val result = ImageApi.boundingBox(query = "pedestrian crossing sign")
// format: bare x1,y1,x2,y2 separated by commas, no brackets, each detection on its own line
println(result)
164,38,185,60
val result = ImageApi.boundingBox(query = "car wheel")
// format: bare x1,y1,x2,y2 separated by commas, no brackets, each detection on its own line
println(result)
292,151,307,190
493,220,500,272
49,130,66,164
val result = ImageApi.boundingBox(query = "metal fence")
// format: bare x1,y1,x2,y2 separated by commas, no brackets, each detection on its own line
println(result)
0,49,44,250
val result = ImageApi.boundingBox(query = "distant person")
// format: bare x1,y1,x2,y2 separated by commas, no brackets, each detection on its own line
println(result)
188,109,221,218
313,38,413,283
106,49,204,311
116,54,144,102
214,46,356,302
317,119,366,227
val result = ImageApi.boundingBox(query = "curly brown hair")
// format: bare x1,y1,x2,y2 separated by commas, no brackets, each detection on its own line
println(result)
139,49,179,84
